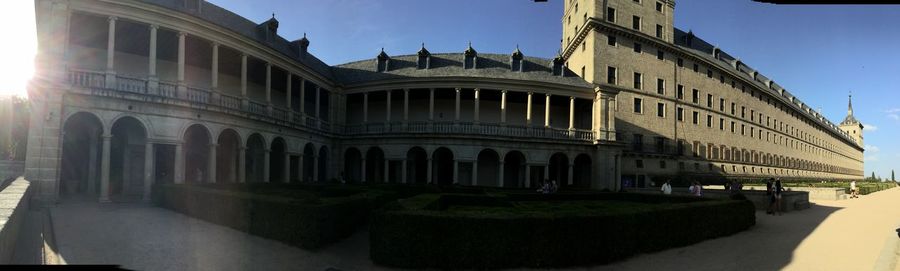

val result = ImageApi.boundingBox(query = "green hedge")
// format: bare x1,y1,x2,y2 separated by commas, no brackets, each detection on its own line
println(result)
371,193,756,269
153,183,397,249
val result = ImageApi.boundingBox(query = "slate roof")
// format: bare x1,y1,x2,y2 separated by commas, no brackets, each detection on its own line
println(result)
331,53,592,88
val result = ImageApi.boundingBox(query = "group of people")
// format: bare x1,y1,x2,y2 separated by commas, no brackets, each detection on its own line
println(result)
537,179,558,194
659,180,705,197
766,178,784,215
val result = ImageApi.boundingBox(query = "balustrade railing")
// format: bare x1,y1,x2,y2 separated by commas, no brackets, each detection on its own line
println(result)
272,107,288,121
158,82,177,98
338,121,599,142
219,94,242,110
116,75,147,94
248,101,267,116
186,87,211,104
68,69,105,89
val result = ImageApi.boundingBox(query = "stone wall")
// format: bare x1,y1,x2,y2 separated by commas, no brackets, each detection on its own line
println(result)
714,185,847,201
631,187,809,212
0,161,24,185
0,177,33,263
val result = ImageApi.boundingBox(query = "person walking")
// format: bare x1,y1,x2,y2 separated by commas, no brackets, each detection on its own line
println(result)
766,178,775,215
661,179,672,195
850,180,859,198
772,179,785,216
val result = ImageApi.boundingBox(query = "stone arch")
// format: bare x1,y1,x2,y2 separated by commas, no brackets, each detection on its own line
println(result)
109,116,148,200
60,112,104,198
270,137,287,182
366,147,386,183
406,146,428,184
108,113,154,139
302,143,315,182
573,153,592,188
503,150,527,188
548,152,569,186
343,147,363,183
245,133,266,182
183,124,211,183
217,129,241,183
432,147,454,185
477,148,501,187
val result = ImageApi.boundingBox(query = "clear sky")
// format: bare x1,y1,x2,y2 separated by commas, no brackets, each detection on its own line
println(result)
4,0,895,179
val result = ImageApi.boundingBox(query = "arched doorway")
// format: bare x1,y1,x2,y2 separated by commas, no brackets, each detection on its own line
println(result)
503,151,526,188
366,147,385,183
548,152,569,186
302,143,315,182
216,129,241,183
110,117,148,200
477,149,500,187
573,154,592,188
60,112,103,198
318,146,329,182
183,124,211,183
432,147,454,185
270,137,286,182
406,147,427,184
343,148,362,183
245,133,266,183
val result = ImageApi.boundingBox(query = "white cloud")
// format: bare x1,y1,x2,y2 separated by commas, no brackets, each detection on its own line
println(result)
865,145,880,152
865,155,879,162
863,124,877,131
887,108,900,113
890,114,900,121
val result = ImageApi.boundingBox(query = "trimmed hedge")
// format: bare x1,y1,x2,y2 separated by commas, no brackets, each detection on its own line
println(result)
371,193,756,269
153,183,397,249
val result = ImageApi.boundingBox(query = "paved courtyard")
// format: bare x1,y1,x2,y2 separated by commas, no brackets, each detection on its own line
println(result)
45,188,900,270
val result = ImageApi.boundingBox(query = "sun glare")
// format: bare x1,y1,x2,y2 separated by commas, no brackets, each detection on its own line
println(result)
0,1,37,99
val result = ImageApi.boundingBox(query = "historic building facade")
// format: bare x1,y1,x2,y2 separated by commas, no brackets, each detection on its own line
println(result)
561,0,864,187
25,0,862,204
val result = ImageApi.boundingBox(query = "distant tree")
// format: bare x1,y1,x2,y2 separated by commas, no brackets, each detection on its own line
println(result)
892,170,896,182
871,172,876,180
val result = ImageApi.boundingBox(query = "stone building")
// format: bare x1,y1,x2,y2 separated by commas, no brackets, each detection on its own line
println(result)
25,0,862,204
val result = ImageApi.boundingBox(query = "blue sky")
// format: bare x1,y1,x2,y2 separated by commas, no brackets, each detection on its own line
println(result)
209,0,897,179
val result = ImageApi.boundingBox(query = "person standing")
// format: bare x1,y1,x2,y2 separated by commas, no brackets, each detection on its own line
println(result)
850,180,859,198
661,180,672,195
766,178,775,215
773,179,784,216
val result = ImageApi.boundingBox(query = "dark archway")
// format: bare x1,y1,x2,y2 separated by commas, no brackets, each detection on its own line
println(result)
503,151,526,188
302,143,315,182
432,147,454,185
245,133,266,183
573,154,592,188
366,147,386,183
318,146,329,182
548,152,569,186
60,112,103,197
343,148,362,183
477,149,500,187
406,147,427,184
216,129,241,183
183,124,211,183
110,117,148,200
270,137,286,182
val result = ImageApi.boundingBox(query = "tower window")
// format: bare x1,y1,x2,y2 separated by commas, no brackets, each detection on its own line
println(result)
657,50,664,60
656,25,663,38
677,85,684,100
607,7,616,22
677,58,683,67
677,107,684,121
608,35,617,46
607,66,617,84
693,63,699,72
632,16,641,30
692,89,700,104
656,2,664,12
707,94,713,108
633,98,643,113
657,78,665,95
634,43,642,53
633,72,642,90
692,111,699,125
657,103,666,117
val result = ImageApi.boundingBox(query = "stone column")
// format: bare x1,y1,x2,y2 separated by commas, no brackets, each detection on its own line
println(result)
498,160,504,187
428,88,435,121
500,90,508,124
361,158,367,183
453,160,459,184
363,92,369,123
143,142,154,202
608,97,616,132
211,42,219,91
474,88,480,123
315,86,321,128
569,96,575,130
148,24,157,80
455,88,461,122
174,143,184,184
99,134,112,203
208,144,217,183
545,94,552,128
568,163,574,185
87,136,99,195
263,148,270,182
600,95,610,140
299,78,306,119
312,154,319,182
386,90,392,122
177,32,186,93
426,158,433,184
238,147,246,183
240,54,248,108
297,153,304,182
105,16,117,89
403,88,409,123
472,161,478,186
384,159,390,183
286,73,292,121
265,63,272,114
524,164,531,188
122,147,131,194
526,91,533,126
401,159,408,184
283,152,290,183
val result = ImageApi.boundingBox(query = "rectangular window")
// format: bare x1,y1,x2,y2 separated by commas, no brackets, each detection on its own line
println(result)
751,110,755,121
731,102,736,115
657,50,664,60
581,66,585,78
677,58,683,67
607,67,617,84
706,69,713,78
707,115,713,127
657,102,665,117
692,111,699,125
607,7,616,22
632,16,641,30
741,124,746,135
634,72,642,89
608,35,617,46
657,78,665,95
719,98,725,111
677,107,684,121
656,24,663,38
693,63,699,72
731,121,735,133
741,106,746,118
633,98,643,113
719,118,724,130
655,137,666,153
656,1,664,12
707,94,713,108
692,89,700,104
677,85,684,100
719,75,725,84
634,43,642,53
